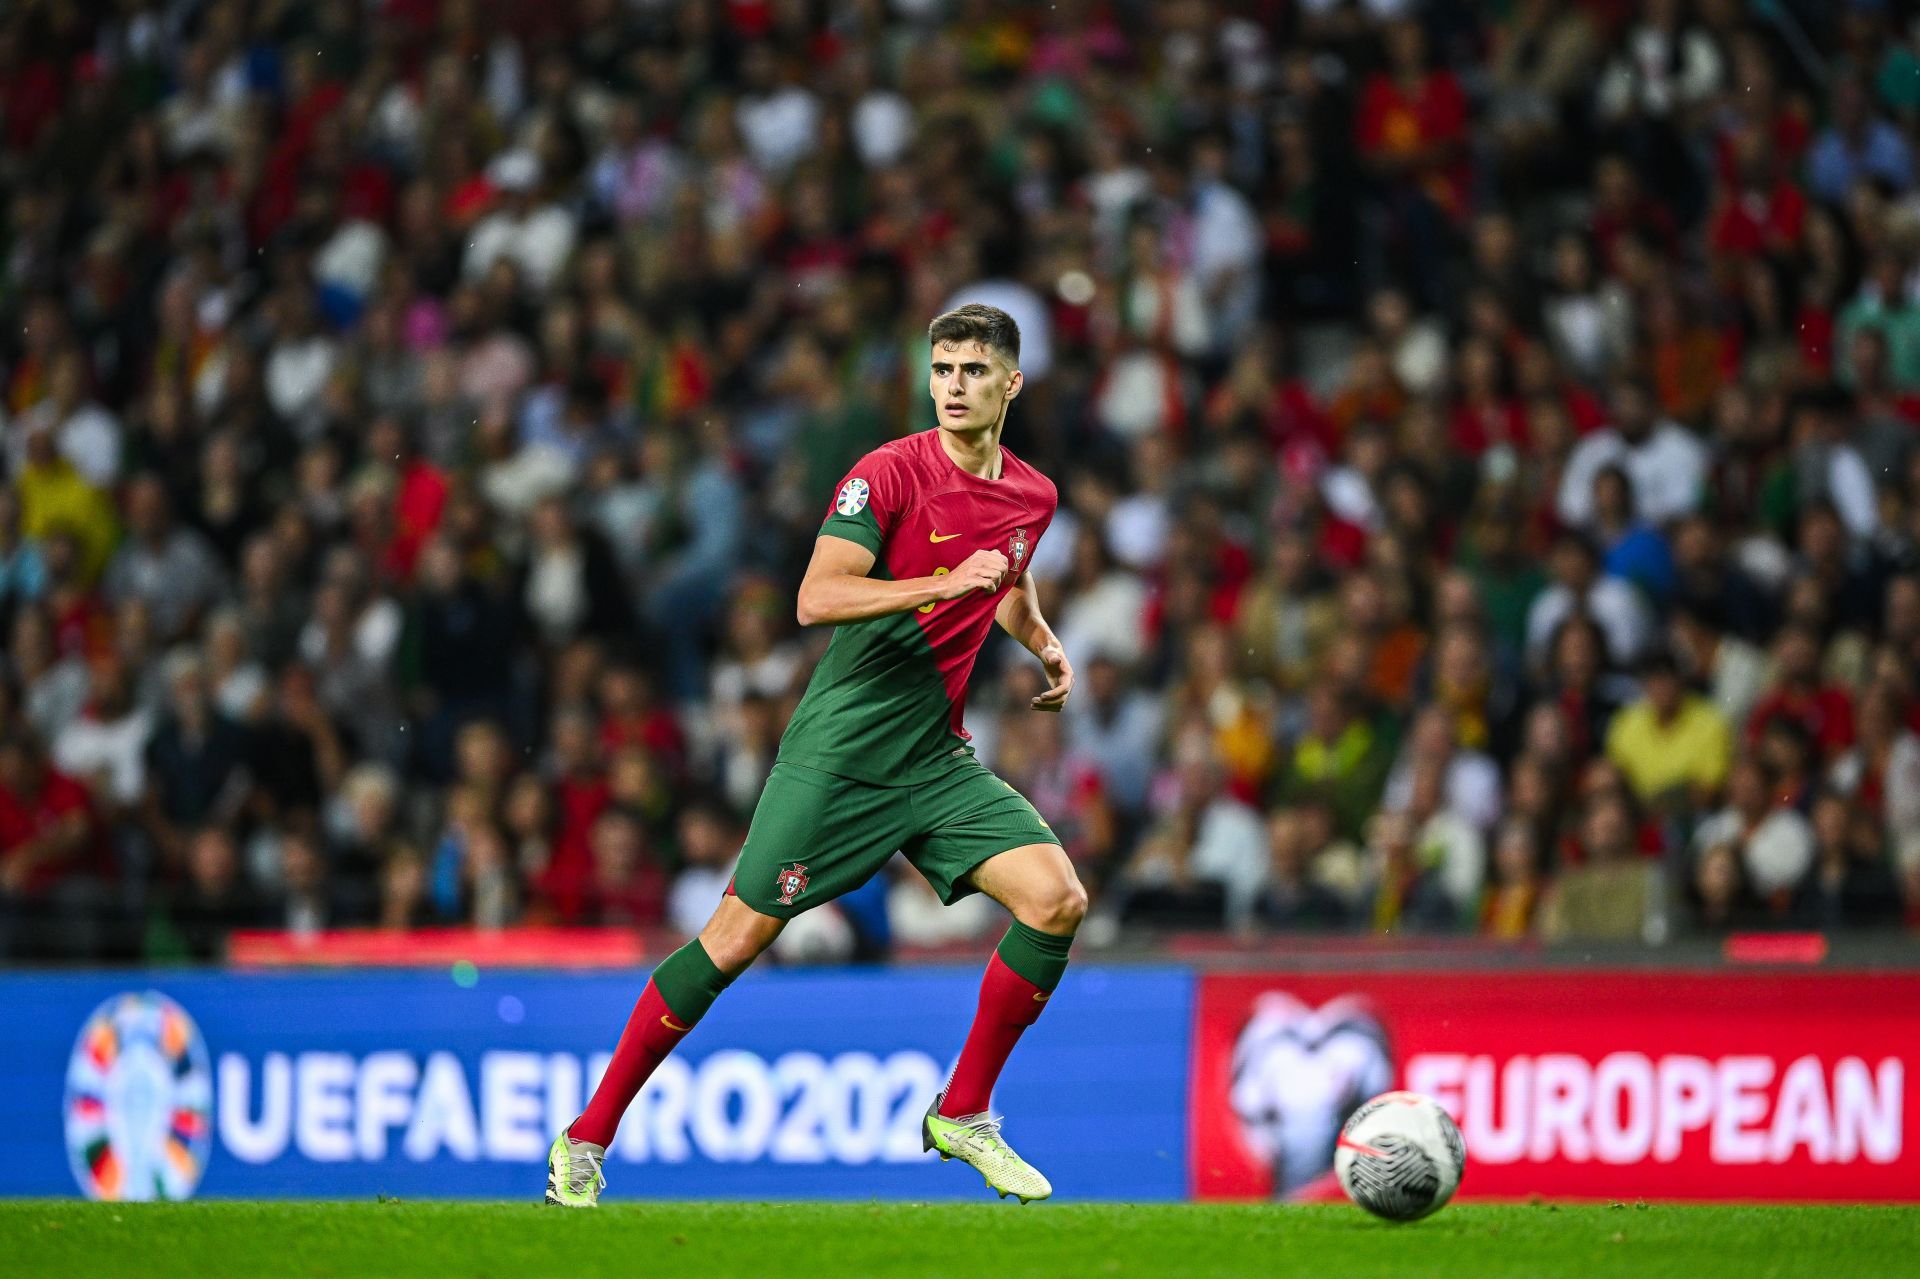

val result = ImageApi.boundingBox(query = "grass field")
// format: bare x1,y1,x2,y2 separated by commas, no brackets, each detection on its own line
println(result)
2,1201,1911,1278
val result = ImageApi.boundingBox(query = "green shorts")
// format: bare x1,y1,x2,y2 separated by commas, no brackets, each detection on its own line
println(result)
730,760,1061,918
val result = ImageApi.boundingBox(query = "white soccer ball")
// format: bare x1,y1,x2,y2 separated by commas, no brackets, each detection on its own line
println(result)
1334,1090,1466,1221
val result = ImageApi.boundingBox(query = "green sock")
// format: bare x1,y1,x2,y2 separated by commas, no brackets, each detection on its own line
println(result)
650,939,735,1025
995,919,1074,992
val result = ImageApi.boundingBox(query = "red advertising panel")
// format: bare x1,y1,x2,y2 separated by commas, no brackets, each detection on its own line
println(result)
1191,972,1920,1202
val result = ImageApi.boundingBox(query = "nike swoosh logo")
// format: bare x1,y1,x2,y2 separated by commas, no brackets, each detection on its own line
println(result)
1032,991,1050,1003
929,531,963,543
660,1015,691,1032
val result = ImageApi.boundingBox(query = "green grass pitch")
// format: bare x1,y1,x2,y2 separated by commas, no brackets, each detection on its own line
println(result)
1,1201,1909,1278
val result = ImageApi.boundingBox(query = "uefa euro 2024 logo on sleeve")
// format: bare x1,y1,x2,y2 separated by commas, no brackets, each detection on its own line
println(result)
64,992,214,1201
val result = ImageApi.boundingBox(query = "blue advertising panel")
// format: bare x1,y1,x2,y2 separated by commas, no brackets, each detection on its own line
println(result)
0,966,1192,1201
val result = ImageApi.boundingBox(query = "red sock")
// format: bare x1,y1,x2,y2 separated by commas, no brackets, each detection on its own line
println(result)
939,954,1050,1119
572,979,690,1146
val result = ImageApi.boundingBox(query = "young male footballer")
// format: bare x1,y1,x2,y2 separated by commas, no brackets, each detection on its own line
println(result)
548,303,1083,1206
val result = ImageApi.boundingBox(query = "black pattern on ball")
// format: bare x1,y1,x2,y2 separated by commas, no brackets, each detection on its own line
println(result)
1346,1134,1442,1221
1438,1109,1467,1177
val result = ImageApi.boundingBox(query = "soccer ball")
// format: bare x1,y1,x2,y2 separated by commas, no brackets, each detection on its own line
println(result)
1334,1090,1466,1222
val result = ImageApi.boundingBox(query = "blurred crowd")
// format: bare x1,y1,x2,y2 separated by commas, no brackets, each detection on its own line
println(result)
4,0,1920,964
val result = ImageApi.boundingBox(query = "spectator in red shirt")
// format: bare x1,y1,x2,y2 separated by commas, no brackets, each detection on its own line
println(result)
581,808,667,928
374,416,449,584
1357,20,1471,218
1707,126,1807,267
0,730,97,897
537,707,611,922
597,664,687,776
1747,624,1857,760
1356,19,1471,306
0,730,109,960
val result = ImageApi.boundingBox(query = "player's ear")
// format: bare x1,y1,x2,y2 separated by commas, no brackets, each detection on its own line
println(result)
1005,369,1023,402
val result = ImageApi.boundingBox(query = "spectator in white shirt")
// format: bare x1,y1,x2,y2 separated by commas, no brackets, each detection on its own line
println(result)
262,285,339,436
1384,705,1503,834
844,49,913,170
11,349,120,488
1693,757,1814,901
1669,601,1771,731
1064,652,1164,815
52,654,153,810
464,150,579,293
102,476,227,644
733,44,820,177
1526,530,1655,671
666,802,742,939
1558,377,1706,530
1186,137,1263,355
1126,728,1269,925
1054,527,1150,669
1787,386,1880,539
1403,758,1487,918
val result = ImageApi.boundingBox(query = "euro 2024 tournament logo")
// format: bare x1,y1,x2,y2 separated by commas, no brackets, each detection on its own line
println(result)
64,992,214,1201
1229,992,1393,1199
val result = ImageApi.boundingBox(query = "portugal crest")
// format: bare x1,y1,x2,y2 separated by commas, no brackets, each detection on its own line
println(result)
1010,527,1029,571
774,863,810,906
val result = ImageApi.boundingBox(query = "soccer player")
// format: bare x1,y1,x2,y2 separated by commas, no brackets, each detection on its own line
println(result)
547,304,1083,1207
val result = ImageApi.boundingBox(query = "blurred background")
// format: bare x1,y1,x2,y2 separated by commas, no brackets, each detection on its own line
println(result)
3,0,1920,970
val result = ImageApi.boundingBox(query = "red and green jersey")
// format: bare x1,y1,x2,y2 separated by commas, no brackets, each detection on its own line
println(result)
779,428,1057,785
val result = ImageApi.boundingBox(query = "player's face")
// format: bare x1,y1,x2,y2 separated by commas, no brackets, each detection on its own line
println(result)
929,339,1021,434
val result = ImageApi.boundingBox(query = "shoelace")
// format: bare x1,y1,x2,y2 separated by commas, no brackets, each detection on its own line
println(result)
567,1144,606,1196
951,1113,1009,1154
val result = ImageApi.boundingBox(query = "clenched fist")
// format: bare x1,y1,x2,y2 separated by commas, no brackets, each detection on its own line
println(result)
938,549,1010,598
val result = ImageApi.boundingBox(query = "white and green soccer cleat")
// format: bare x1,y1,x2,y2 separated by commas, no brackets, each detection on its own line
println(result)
921,1093,1053,1203
544,1128,606,1208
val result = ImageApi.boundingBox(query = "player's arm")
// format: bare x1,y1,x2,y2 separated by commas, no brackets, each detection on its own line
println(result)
796,535,1009,626
997,569,1073,712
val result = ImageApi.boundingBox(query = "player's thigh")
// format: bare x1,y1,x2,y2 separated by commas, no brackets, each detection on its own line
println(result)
902,765,1066,910
968,840,1088,934
733,762,913,918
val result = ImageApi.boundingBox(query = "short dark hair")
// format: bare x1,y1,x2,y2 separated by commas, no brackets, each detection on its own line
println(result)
928,303,1020,366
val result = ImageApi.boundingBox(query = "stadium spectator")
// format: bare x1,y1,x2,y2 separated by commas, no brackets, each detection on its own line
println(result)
1480,817,1546,941
142,647,250,870
1539,791,1657,943
1604,651,1733,811
1383,704,1502,836
1693,757,1816,921
1525,532,1655,673
1361,809,1457,935
1255,801,1352,932
152,825,261,961
1799,790,1903,930
102,475,224,644
1123,727,1266,929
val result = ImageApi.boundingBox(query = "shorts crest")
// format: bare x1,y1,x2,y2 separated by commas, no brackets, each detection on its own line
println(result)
774,863,811,906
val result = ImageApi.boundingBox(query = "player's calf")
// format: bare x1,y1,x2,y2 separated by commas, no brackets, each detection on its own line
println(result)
554,900,782,1202
940,845,1084,1124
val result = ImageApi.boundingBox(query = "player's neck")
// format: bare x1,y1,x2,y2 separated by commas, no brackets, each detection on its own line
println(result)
936,421,1004,480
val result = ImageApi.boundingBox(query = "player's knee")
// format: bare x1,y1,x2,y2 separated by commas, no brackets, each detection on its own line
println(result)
700,905,784,974
703,929,773,974
1034,879,1088,935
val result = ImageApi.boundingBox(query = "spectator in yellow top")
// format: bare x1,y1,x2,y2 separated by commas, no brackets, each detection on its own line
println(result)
1605,650,1733,810
12,421,118,581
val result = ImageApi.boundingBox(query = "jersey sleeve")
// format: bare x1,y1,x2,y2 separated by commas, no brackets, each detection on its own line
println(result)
818,447,907,555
